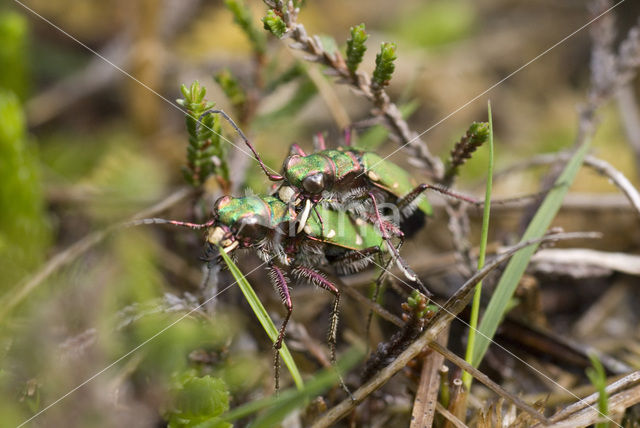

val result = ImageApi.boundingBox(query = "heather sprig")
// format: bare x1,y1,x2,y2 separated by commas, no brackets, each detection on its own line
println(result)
346,23,368,75
371,42,397,91
177,81,229,189
444,122,490,184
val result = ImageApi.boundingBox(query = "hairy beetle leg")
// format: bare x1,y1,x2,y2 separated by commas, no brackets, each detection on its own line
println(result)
293,266,351,397
268,265,293,392
368,193,431,296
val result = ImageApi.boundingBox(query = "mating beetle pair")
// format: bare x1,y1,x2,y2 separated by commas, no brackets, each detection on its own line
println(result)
145,193,396,389
200,110,434,283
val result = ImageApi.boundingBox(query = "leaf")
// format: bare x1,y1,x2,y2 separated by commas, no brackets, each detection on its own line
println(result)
167,372,232,428
218,249,304,390
471,137,592,367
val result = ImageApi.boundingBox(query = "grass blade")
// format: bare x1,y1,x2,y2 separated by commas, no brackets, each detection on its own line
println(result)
218,249,304,390
471,136,592,367
462,101,494,389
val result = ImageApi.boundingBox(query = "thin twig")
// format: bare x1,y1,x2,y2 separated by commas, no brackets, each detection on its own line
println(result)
311,231,599,428
410,329,449,428
490,152,640,217
428,341,550,425
266,0,444,178
435,402,469,428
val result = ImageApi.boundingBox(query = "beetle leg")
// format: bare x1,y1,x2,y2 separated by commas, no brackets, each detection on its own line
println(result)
365,252,396,349
396,184,429,217
313,132,326,151
331,246,381,275
293,266,351,396
268,265,293,391
398,183,481,216
197,109,284,181
368,193,430,295
343,125,353,146
312,204,325,237
289,142,306,156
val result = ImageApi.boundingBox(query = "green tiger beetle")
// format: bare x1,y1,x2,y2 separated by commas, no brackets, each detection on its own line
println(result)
140,194,405,390
197,109,436,287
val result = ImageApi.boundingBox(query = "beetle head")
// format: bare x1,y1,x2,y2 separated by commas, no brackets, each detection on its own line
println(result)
283,154,334,198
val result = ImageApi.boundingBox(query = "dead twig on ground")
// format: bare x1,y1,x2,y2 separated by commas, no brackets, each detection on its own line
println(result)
410,329,448,428
311,231,599,427
264,0,444,178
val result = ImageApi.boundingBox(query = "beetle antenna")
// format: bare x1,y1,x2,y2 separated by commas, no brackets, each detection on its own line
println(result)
126,218,215,230
197,109,284,181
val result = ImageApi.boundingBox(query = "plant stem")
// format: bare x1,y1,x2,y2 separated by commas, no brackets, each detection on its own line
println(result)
462,101,494,390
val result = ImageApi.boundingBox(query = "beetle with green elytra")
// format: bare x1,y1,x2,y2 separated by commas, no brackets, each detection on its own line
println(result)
197,110,434,236
138,193,414,390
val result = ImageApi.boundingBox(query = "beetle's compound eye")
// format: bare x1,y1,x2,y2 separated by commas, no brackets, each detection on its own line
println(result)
236,214,267,240
302,173,325,194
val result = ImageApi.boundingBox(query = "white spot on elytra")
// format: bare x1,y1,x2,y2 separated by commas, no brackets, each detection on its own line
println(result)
355,234,363,245
327,229,336,238
367,170,379,181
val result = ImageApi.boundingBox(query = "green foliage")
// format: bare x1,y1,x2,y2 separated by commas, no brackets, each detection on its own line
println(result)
225,0,266,54
214,69,246,113
346,23,368,75
222,348,363,426
177,81,229,187
262,10,286,39
0,11,29,99
586,354,609,428
218,248,304,390
83,144,167,220
166,371,232,428
393,0,476,48
406,290,435,318
471,137,592,368
372,42,397,89
0,91,50,291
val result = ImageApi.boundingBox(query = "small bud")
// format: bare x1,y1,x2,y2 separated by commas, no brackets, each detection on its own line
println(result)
262,10,286,39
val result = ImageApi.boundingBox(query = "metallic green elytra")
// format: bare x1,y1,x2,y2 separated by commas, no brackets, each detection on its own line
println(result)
282,148,432,215
215,195,295,229
304,205,384,251
208,194,384,255
361,151,432,215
